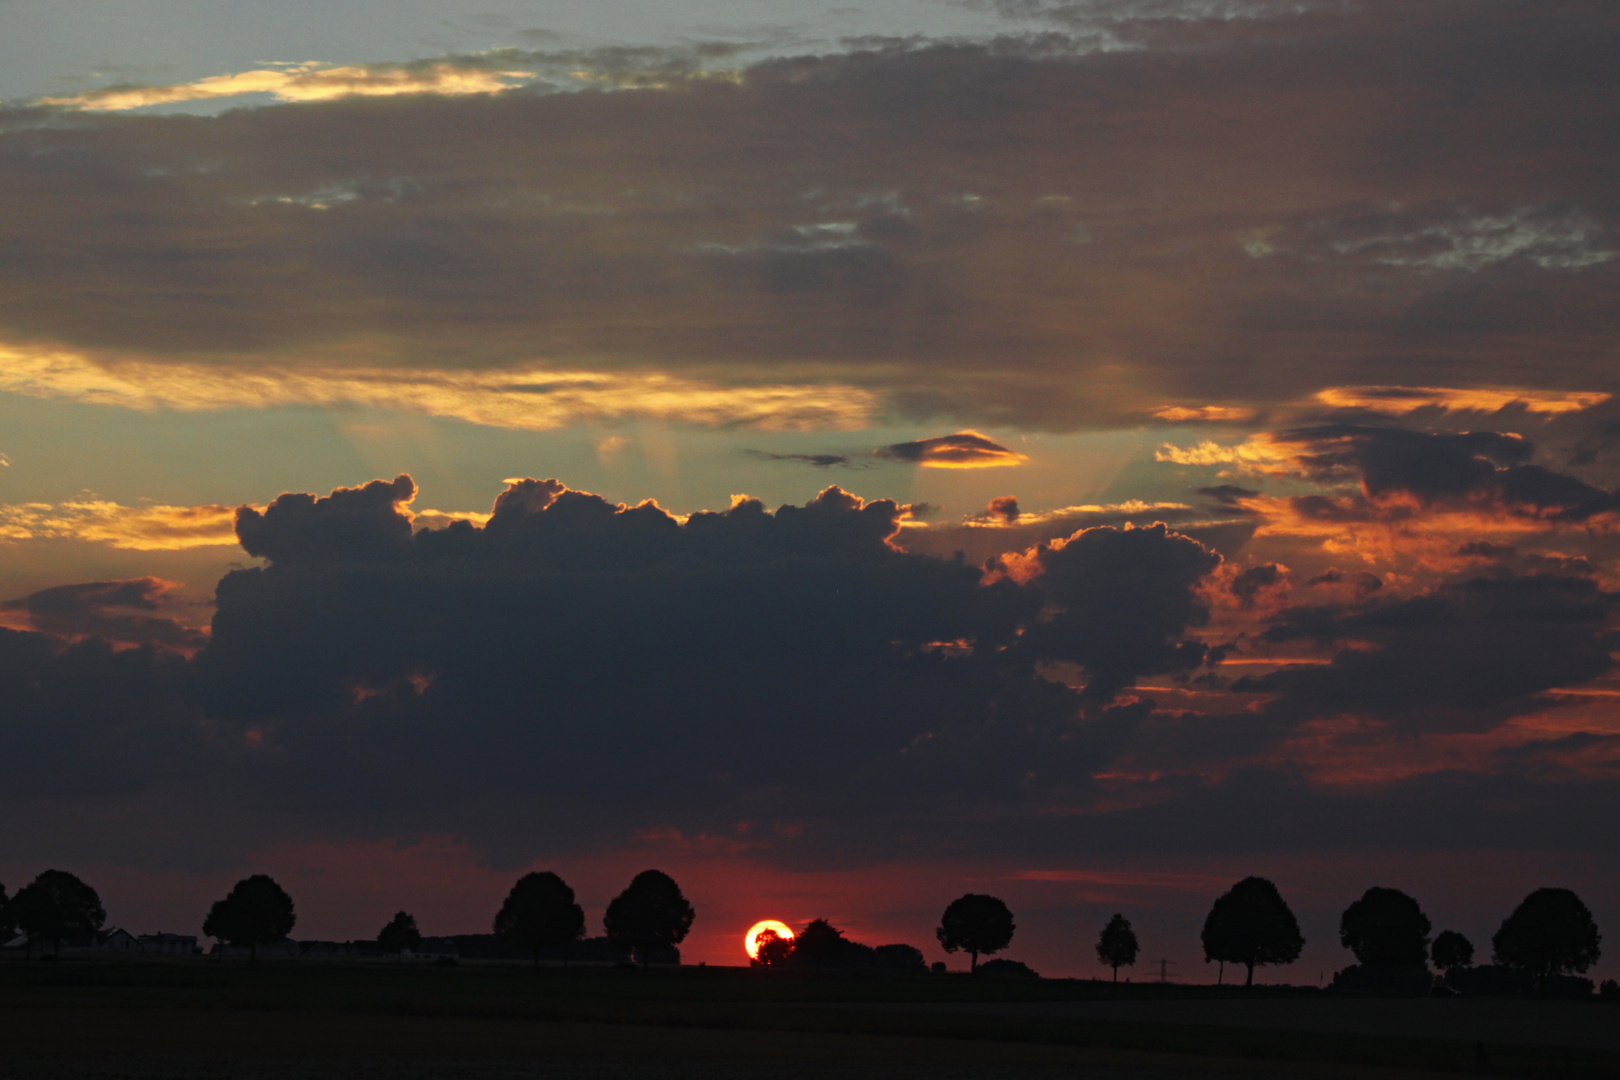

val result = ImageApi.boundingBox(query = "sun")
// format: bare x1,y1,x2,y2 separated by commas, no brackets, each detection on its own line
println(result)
744,919,795,960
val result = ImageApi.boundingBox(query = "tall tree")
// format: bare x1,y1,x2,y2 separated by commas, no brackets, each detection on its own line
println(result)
494,871,586,968
0,882,13,943
1339,887,1431,970
936,894,1015,973
1431,930,1474,971
791,918,849,974
1096,913,1140,982
754,929,793,967
1492,888,1601,983
203,875,296,962
1201,876,1304,987
377,911,423,957
10,870,105,957
603,869,695,968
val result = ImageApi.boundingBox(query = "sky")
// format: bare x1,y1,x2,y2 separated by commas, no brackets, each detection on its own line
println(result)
0,0,1617,981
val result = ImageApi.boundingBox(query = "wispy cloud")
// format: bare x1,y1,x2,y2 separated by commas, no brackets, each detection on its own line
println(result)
1315,386,1611,416
0,500,241,550
41,60,537,112
0,347,877,432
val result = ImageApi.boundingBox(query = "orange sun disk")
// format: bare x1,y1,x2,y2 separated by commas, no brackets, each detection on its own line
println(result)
744,919,794,960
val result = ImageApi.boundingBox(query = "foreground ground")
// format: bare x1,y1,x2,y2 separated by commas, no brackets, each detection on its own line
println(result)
0,958,1613,1079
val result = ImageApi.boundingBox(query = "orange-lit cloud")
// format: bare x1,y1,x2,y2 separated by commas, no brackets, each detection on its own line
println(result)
876,431,1028,468
1315,385,1611,415
0,346,877,432
1152,405,1258,423
1155,434,1296,474
0,500,241,550
41,60,536,112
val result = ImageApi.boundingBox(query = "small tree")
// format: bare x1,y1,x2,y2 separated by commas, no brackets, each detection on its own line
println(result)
1340,887,1431,971
494,871,585,968
1431,930,1474,971
754,929,793,967
1096,913,1140,982
1201,876,1304,987
603,869,695,968
377,911,423,957
937,894,1015,973
203,875,296,962
11,870,105,957
1492,888,1601,984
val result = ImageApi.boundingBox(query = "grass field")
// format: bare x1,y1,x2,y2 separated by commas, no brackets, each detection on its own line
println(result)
0,957,1614,1079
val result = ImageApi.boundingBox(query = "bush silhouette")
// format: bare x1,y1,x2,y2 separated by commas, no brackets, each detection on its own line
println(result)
495,872,585,968
1431,930,1474,971
1096,913,1140,982
1201,876,1304,986
1492,887,1601,984
937,894,1015,973
1340,887,1431,971
10,870,105,957
203,875,295,962
603,869,694,968
377,911,422,956
977,958,1039,979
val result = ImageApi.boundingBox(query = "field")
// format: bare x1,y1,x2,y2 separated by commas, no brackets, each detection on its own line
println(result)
0,957,1615,1079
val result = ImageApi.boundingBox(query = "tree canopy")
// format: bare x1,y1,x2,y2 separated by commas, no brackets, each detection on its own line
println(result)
1492,888,1601,981
1339,887,1431,969
936,893,1015,973
495,871,586,967
11,870,105,955
1201,876,1304,986
1096,913,1140,982
603,869,695,967
0,882,12,942
1431,930,1474,971
792,918,850,973
203,874,296,961
377,910,422,956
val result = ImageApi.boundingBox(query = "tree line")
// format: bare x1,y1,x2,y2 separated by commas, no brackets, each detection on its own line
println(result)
0,869,1607,994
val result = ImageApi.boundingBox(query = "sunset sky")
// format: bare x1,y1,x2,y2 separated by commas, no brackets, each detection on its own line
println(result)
1,0,1616,980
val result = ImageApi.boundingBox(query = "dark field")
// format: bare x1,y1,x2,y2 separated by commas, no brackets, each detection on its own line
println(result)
0,958,1614,1079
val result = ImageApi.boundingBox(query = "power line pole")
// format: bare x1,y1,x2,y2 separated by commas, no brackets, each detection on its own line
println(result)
1155,958,1178,984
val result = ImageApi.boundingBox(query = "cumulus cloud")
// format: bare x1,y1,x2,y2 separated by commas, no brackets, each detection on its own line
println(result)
876,432,1028,468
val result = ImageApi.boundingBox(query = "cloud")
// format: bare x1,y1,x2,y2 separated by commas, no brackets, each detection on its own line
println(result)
41,60,537,112
876,432,1028,468
0,7,1612,431
1,578,206,650
1314,386,1611,416
1152,405,1258,423
746,451,861,468
0,499,240,550
0,346,877,432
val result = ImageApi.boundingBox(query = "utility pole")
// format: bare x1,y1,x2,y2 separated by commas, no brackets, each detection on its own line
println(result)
1155,958,1178,984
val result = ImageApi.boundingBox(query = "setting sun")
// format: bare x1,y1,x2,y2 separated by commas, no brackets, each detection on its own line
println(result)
744,919,795,960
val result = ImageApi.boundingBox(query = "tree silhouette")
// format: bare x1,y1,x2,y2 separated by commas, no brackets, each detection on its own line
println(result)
203,875,296,962
0,882,13,943
11,870,105,957
1340,887,1431,971
754,928,792,967
1096,913,1140,982
1201,876,1304,987
377,911,422,956
1431,930,1474,971
494,871,585,968
792,918,849,974
937,894,1015,973
1492,888,1601,983
603,869,695,968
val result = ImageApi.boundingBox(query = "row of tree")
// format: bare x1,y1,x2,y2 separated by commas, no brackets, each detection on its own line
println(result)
0,869,1604,991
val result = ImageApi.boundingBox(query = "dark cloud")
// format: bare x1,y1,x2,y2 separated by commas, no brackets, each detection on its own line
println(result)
1,577,205,650
745,450,860,468
1230,563,1283,607
1238,574,1617,733
875,432,1027,467
1274,424,1620,520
